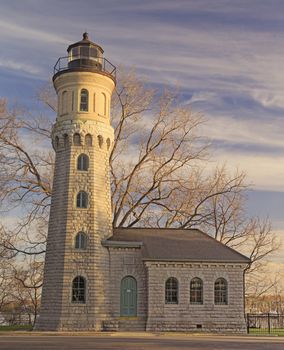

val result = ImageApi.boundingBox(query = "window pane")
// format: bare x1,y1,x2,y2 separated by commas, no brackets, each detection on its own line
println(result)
75,232,87,249
214,278,227,305
72,47,79,59
165,277,178,304
72,276,86,303
80,46,89,58
190,278,203,304
77,191,88,208
80,89,89,112
73,133,81,146
85,134,92,146
77,154,89,171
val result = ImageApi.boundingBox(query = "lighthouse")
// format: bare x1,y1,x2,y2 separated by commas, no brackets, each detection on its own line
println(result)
36,33,116,330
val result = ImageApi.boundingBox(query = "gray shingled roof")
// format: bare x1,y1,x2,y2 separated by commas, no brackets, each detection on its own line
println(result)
107,228,250,263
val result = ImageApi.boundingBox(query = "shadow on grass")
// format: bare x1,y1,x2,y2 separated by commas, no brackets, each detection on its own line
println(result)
0,325,33,332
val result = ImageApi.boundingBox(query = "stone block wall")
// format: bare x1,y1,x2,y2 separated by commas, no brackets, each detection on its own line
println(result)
107,247,147,319
145,261,247,333
35,119,114,331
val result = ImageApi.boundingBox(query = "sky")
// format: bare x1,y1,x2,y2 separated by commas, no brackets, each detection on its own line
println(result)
0,0,283,268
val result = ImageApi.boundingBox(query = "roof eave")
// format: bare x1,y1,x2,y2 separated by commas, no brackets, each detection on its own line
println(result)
142,258,250,264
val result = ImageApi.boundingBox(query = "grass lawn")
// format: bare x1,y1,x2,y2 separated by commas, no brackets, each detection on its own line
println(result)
249,328,284,336
0,325,33,331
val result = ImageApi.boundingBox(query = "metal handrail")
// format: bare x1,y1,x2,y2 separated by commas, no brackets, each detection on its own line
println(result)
53,55,116,78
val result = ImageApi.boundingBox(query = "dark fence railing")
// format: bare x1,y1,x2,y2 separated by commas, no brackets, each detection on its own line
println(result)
247,313,284,335
53,55,116,78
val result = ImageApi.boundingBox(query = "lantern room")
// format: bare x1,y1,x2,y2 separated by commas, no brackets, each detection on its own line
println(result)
67,32,104,70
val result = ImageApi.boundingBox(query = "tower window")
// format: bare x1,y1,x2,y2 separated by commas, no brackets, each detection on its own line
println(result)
85,134,92,147
54,136,59,149
80,89,89,112
64,134,69,148
190,278,203,304
73,133,81,146
72,276,86,303
165,277,178,304
76,191,88,208
214,278,228,305
97,135,103,148
106,138,111,151
77,154,89,171
75,232,87,250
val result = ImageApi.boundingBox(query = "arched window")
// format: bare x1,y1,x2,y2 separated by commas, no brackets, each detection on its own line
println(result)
72,276,86,303
165,277,178,304
75,232,87,249
97,135,103,148
190,278,203,304
214,278,228,305
54,136,59,149
73,133,81,146
62,90,68,114
63,134,69,148
77,154,89,171
85,134,92,147
80,89,89,112
76,191,88,208
101,92,106,116
106,138,111,151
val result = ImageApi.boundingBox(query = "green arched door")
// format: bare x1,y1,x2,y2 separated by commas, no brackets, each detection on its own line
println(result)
120,276,137,316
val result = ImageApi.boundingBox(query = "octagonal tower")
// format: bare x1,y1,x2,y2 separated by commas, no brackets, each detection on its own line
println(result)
35,33,116,330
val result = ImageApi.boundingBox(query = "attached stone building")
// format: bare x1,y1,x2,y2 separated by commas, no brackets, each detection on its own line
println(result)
35,34,250,333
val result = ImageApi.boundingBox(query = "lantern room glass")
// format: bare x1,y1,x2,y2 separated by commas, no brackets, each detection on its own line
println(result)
69,46,102,64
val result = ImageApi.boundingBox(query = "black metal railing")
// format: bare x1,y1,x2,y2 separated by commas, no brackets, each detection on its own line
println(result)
247,313,284,335
53,55,116,78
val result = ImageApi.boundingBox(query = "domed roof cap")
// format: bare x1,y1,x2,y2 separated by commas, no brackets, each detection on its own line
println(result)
67,32,104,54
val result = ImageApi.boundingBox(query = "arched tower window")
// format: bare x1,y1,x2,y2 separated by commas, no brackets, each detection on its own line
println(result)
62,91,68,114
80,89,89,112
76,191,88,208
54,136,59,149
85,134,92,146
77,154,89,171
101,92,106,116
63,134,69,148
214,278,228,305
97,135,103,148
75,232,87,249
106,138,111,150
190,278,203,304
72,276,86,303
73,133,81,146
165,277,178,304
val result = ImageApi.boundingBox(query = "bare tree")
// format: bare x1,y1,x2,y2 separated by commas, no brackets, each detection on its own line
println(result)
0,71,280,306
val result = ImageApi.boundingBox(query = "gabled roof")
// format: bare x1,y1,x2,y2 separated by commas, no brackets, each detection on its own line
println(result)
106,228,250,264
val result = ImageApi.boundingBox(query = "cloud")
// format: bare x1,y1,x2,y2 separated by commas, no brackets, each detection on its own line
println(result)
0,19,67,45
0,59,40,75
251,90,284,109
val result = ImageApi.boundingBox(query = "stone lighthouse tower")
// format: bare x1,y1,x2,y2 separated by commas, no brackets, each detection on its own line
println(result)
36,33,116,330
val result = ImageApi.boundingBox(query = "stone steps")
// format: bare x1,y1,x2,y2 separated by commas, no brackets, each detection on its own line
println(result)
103,317,146,331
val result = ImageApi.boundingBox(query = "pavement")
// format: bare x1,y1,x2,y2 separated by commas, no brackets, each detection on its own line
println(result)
0,332,283,350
